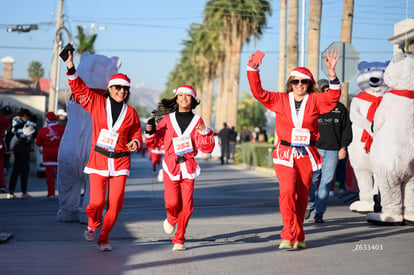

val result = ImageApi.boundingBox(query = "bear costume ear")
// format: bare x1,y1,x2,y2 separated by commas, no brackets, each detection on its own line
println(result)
358,61,369,72
110,56,122,70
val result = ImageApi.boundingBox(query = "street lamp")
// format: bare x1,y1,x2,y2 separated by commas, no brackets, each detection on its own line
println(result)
7,24,38,33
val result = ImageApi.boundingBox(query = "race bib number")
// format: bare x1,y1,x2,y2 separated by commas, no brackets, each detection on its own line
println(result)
291,128,310,147
172,135,193,156
96,129,119,152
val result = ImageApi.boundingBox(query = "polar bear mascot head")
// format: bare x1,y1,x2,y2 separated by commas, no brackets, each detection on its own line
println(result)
347,60,389,213
366,53,414,225
57,52,121,223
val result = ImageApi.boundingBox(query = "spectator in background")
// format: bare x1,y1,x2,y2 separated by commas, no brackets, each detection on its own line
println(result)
305,79,353,223
0,105,13,193
56,109,68,127
255,126,268,142
229,126,237,160
35,112,65,198
240,125,252,143
218,122,231,164
8,108,37,199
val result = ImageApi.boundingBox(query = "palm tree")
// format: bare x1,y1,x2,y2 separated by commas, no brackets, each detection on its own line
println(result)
75,25,97,55
27,61,44,88
287,0,299,73
184,23,220,126
204,0,271,130
307,0,322,81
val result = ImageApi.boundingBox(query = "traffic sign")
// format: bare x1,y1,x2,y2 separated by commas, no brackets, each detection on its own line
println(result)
321,42,360,82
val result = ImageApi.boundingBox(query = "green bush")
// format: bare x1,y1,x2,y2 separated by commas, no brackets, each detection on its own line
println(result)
235,142,274,168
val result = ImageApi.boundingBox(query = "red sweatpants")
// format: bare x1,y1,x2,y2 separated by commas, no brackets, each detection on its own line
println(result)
275,155,313,243
45,165,56,196
163,171,194,244
86,173,127,245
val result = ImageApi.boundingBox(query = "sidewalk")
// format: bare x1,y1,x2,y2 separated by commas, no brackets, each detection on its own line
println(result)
0,154,412,275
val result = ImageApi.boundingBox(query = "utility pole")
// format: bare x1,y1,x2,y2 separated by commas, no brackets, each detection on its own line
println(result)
340,0,354,107
48,0,64,112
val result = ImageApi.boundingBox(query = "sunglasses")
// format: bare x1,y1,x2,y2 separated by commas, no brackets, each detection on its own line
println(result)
292,79,309,85
112,85,130,92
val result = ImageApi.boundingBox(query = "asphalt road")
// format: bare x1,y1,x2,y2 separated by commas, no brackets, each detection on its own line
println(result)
0,153,413,275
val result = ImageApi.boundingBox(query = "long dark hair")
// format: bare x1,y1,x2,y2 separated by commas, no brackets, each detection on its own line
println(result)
151,95,200,123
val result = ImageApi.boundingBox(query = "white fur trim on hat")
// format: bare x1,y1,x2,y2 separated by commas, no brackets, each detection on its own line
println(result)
290,70,311,79
107,73,131,88
108,78,130,88
173,86,197,99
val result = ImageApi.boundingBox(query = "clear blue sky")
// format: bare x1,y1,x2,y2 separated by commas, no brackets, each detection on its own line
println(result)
0,0,412,95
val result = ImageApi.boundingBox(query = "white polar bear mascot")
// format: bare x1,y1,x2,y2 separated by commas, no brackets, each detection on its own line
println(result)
57,52,121,223
367,53,414,225
348,61,389,213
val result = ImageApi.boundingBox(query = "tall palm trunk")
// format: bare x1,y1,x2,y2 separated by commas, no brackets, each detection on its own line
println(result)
201,66,214,127
216,30,233,131
228,20,243,129
340,0,354,107
278,0,287,92
307,0,322,81
214,56,225,131
287,0,299,73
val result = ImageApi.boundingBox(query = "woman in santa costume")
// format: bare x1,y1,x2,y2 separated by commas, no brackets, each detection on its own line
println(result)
247,49,340,249
145,86,215,251
64,51,142,252
35,112,65,198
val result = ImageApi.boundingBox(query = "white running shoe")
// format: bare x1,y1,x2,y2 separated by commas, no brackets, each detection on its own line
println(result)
163,219,176,235
98,243,112,252
172,243,185,251
84,228,96,242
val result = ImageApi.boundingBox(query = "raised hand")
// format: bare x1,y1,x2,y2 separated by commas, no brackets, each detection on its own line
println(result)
196,123,206,131
67,50,74,70
324,48,340,79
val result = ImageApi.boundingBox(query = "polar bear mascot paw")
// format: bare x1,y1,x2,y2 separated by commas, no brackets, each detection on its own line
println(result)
57,52,121,223
348,60,390,213
366,52,414,225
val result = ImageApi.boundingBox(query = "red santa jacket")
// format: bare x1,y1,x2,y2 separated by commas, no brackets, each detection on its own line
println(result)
247,70,341,171
145,112,215,180
68,74,142,177
35,122,65,165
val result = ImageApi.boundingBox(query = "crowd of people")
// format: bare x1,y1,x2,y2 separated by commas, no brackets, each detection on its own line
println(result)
0,46,360,253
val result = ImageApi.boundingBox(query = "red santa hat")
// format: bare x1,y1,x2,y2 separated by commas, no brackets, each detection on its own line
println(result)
45,112,57,122
107,73,131,88
173,85,197,99
290,67,316,84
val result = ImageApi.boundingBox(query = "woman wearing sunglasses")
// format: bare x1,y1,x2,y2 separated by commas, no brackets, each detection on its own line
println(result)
64,51,142,252
247,49,340,250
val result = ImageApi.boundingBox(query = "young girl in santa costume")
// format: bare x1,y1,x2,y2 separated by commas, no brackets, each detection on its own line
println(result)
35,111,65,198
145,86,215,251
64,51,142,252
247,49,340,249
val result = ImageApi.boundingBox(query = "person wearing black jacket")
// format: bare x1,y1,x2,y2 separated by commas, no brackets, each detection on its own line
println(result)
305,79,353,223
